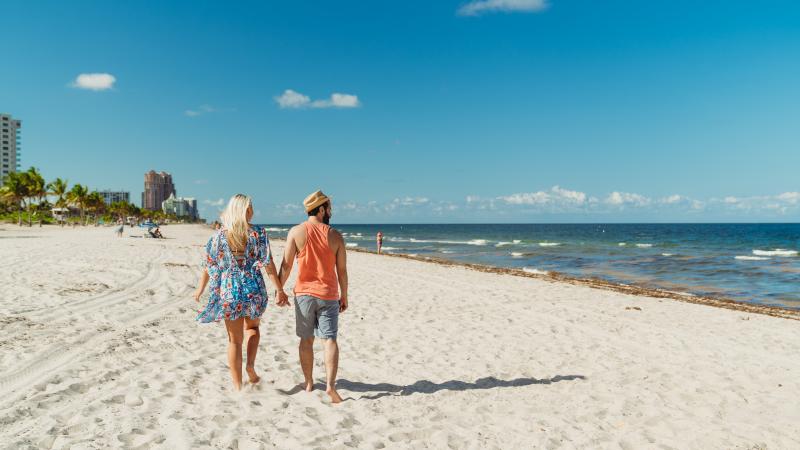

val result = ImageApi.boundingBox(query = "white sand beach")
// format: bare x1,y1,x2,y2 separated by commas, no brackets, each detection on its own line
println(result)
1,224,799,449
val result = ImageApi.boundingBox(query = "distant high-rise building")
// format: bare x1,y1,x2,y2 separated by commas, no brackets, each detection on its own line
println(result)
162,193,199,220
99,190,130,205
0,113,22,180
142,170,175,210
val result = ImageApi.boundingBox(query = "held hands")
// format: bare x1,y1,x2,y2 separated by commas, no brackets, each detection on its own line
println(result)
276,290,290,307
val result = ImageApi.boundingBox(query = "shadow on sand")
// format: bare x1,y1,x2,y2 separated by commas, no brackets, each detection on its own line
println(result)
333,375,587,401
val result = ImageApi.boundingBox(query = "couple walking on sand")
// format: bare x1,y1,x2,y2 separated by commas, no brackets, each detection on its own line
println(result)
192,190,349,403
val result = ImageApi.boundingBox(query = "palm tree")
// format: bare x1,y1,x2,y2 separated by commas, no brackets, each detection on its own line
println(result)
110,201,135,221
47,178,69,208
25,168,47,226
67,184,89,225
47,177,69,226
86,191,105,224
0,172,29,226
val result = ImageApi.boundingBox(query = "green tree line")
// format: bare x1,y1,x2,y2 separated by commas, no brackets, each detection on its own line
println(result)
0,167,195,226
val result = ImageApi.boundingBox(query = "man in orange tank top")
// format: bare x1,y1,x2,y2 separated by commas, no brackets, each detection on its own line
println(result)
279,190,349,404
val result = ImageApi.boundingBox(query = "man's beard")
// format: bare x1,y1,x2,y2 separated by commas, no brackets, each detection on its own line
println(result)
322,212,331,225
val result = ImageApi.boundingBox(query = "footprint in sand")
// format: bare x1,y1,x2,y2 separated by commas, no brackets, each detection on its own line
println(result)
68,382,89,394
117,428,145,445
124,393,143,406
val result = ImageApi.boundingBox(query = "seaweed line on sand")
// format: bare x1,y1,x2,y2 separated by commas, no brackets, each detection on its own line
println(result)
270,237,800,321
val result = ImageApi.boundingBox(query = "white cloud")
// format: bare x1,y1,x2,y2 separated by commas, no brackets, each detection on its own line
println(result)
466,195,484,203
499,186,586,206
777,192,800,204
273,203,303,216
340,201,359,211
501,191,549,205
275,89,360,109
275,90,311,109
708,192,800,214
312,93,360,108
606,191,651,207
257,188,800,221
203,198,224,207
388,197,430,210
71,73,116,91
185,105,216,117
551,186,587,203
457,0,548,16
723,196,739,204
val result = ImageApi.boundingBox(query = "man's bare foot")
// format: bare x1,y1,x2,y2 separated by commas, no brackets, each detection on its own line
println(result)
246,366,260,384
304,381,315,392
326,387,343,404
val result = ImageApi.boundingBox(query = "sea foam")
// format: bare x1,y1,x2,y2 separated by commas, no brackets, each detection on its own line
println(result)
345,243,358,248
539,242,560,247
636,244,653,248
522,267,549,275
752,249,797,257
735,255,770,261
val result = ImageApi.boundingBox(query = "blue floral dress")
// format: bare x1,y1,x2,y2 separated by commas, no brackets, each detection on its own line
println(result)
196,226,272,323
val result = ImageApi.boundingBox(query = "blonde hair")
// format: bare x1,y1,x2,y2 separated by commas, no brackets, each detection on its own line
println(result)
220,194,252,253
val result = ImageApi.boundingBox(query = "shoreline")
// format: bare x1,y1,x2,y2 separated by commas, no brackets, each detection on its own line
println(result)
6,224,797,320
272,237,800,321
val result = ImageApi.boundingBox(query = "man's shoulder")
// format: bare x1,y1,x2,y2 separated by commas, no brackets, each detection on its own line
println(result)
288,223,306,237
327,227,343,243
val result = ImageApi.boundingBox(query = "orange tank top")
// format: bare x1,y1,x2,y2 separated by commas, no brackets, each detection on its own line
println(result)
294,222,340,300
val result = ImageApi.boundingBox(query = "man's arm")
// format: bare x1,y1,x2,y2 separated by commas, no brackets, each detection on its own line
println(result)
279,227,298,287
333,231,349,312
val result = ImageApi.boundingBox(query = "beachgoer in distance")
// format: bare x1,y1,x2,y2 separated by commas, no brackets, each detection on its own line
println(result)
193,194,289,391
115,219,124,237
376,231,383,254
279,190,349,404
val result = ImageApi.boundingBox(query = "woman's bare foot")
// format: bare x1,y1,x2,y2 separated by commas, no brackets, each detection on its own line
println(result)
246,366,260,384
326,387,343,404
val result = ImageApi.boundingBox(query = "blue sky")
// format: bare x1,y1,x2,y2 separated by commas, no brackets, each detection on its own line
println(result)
2,0,799,223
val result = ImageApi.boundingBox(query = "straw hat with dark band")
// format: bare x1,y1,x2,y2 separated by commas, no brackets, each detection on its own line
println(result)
303,190,330,212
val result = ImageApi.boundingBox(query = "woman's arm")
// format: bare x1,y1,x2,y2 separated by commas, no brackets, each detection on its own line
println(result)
265,260,290,306
193,270,210,302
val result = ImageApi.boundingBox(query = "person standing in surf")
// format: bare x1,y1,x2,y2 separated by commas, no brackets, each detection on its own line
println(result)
279,190,349,404
376,231,383,254
193,194,289,391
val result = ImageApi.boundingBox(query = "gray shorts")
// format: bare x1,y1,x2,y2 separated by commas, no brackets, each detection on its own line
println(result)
294,295,340,340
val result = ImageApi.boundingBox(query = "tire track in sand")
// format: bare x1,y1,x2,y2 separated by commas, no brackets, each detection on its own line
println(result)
0,246,196,410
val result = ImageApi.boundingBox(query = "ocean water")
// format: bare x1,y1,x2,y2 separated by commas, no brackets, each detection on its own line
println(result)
261,224,800,310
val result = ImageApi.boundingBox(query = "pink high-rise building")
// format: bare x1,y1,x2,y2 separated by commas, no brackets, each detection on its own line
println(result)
142,170,175,211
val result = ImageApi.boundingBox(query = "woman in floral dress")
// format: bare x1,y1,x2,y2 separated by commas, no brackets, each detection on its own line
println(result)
193,194,289,391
